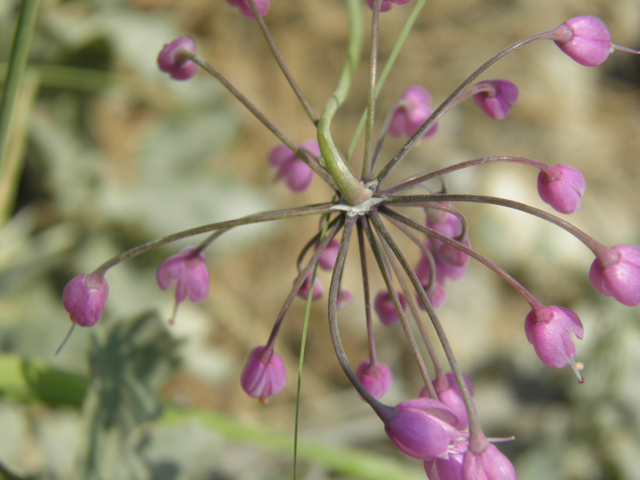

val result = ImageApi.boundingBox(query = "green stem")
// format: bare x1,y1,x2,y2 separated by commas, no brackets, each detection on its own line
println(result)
317,0,372,206
0,0,42,182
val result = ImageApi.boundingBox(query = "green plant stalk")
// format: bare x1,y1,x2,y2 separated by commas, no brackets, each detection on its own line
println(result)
317,0,371,206
347,0,428,161
0,0,42,175
0,354,424,480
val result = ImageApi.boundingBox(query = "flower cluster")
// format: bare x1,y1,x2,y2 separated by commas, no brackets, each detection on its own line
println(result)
60,3,640,478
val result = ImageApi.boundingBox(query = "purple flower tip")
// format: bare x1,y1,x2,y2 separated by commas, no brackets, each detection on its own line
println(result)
318,239,340,271
462,444,516,480
366,0,414,13
297,274,324,301
374,289,407,326
356,361,393,400
553,16,612,67
268,141,319,192
157,36,198,80
240,345,287,402
157,247,210,304
537,164,586,214
473,80,519,120
384,397,462,461
524,305,584,369
226,0,270,19
425,373,474,431
389,85,438,139
589,245,640,306
424,440,468,480
62,273,109,327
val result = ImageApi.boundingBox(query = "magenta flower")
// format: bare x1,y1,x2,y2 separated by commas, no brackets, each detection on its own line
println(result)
462,444,516,480
589,245,640,306
537,164,586,214
383,397,462,461
336,288,355,310
389,86,438,139
156,247,210,304
356,360,393,400
226,0,270,19
424,440,467,480
473,80,519,120
240,345,287,402
157,36,198,81
297,273,324,301
422,373,474,431
524,306,584,369
553,16,612,67
62,273,109,327
374,289,407,326
416,283,448,310
268,141,320,192
365,0,413,13
318,239,340,271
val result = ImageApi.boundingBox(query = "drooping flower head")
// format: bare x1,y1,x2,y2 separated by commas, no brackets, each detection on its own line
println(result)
421,373,475,431
389,85,438,139
589,245,640,306
374,289,407,326
226,0,270,19
473,80,519,121
240,345,287,403
268,141,320,193
462,443,516,480
383,397,463,461
157,36,198,80
356,360,393,400
537,164,586,214
62,273,109,327
424,439,468,480
553,16,612,67
524,305,584,372
157,247,210,305
297,273,324,301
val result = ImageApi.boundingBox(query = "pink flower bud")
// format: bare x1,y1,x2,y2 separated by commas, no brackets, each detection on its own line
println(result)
240,345,286,402
473,80,519,120
524,306,584,369
389,86,438,139
384,398,462,461
421,373,475,431
589,245,640,306
157,36,197,80
268,141,319,192
553,16,612,67
436,236,471,268
424,202,452,224
424,440,467,480
416,283,448,310
537,164,586,214
62,273,109,327
462,444,516,480
356,360,393,400
297,274,324,301
374,290,407,326
157,247,210,304
336,288,355,310
318,239,340,271
226,0,270,19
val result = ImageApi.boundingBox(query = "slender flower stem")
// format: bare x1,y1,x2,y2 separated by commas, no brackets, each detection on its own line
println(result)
182,51,337,190
0,0,41,178
318,0,372,206
382,193,607,256
385,216,436,289
357,220,377,366
93,203,335,275
245,0,318,125
375,30,560,185
369,100,400,176
369,211,485,449
347,0,428,161
382,155,556,194
380,206,542,309
296,215,342,273
361,0,382,182
378,232,437,398
363,216,433,391
192,228,230,256
265,217,345,350
328,216,391,418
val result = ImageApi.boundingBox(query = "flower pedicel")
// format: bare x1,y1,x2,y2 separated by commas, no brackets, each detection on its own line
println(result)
60,2,640,477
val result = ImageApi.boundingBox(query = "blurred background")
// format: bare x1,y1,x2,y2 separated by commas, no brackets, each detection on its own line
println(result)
1,0,640,479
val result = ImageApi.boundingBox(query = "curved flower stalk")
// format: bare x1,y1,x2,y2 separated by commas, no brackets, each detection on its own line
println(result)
59,2,640,478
